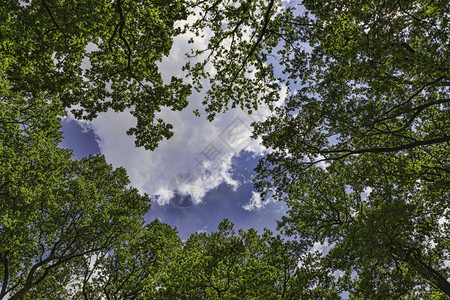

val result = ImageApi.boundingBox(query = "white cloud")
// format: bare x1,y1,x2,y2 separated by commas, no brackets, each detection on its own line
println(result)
87,89,276,205
69,17,287,206
361,186,373,201
310,241,331,256
242,191,275,211
197,226,208,234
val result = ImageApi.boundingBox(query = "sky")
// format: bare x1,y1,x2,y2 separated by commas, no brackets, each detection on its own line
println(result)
60,116,287,240
56,8,294,240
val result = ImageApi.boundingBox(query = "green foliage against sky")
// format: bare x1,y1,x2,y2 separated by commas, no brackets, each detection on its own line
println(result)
1,0,190,150
1,0,449,298
249,0,450,298
0,96,151,299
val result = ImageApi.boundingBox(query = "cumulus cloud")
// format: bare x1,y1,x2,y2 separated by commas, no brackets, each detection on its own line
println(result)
361,186,373,201
242,191,276,211
87,94,273,205
68,17,287,206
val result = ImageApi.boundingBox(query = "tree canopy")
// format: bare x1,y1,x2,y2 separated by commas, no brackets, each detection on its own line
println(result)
249,0,450,298
1,0,190,150
1,0,449,298
0,92,153,298
0,0,285,149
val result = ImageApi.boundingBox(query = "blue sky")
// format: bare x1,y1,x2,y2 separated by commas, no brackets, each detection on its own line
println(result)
60,118,287,240
58,15,292,240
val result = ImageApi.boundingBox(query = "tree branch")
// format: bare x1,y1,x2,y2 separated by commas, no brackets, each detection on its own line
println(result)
377,76,445,122
230,0,275,84
0,252,9,299
320,135,450,159
411,250,450,297
41,0,68,38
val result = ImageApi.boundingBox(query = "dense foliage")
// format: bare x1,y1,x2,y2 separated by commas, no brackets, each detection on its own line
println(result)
1,0,449,298
250,0,450,298
1,0,190,150
0,93,307,299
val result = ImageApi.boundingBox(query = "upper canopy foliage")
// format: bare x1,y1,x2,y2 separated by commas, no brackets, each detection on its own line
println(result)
1,0,191,150
1,0,449,298
0,89,151,298
248,0,449,297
